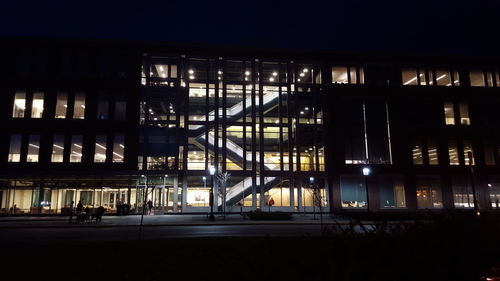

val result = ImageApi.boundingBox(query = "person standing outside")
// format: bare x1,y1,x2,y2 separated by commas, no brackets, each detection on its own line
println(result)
68,201,75,224
147,200,153,215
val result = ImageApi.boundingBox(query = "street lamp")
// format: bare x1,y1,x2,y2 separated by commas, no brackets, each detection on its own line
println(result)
362,167,371,213
208,167,216,221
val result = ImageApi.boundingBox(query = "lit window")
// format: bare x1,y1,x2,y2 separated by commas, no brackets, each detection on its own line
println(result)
402,68,418,85
448,140,459,165
428,139,439,165
55,92,68,119
70,135,83,162
444,101,455,125
452,178,474,208
12,91,26,118
435,69,452,86
112,135,124,163
27,135,40,162
97,96,109,120
52,135,65,162
463,140,474,165
459,102,470,125
416,178,443,208
412,142,423,165
73,92,86,119
31,92,44,118
331,66,349,84
469,70,485,87
8,134,22,162
94,135,107,163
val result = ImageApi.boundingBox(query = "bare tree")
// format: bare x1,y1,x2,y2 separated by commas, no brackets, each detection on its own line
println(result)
216,171,231,217
312,184,325,233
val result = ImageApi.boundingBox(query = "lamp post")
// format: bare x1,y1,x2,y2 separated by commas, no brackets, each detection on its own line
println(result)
467,152,479,215
362,167,371,213
209,166,216,221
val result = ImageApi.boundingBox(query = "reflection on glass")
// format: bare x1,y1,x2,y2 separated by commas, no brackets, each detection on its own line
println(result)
402,68,418,85
412,142,423,165
428,139,439,165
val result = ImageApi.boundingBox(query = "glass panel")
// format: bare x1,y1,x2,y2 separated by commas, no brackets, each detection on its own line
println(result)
486,71,494,87
55,92,68,119
428,139,439,165
52,135,65,162
379,179,406,208
332,66,349,84
448,140,459,165
186,176,210,207
70,135,83,162
31,92,44,118
469,70,485,87
112,135,124,163
452,178,474,208
359,67,365,84
94,135,107,163
27,135,40,162
444,101,455,125
114,99,126,120
463,140,474,166
340,177,367,208
402,68,418,85
73,92,86,119
349,67,357,84
8,134,22,162
97,95,109,120
435,69,452,86
412,142,423,165
418,68,427,85
416,178,443,208
459,102,470,125
484,142,495,166
13,90,26,118
453,70,460,86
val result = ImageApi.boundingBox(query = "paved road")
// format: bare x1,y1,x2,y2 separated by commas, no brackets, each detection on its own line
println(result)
0,224,324,242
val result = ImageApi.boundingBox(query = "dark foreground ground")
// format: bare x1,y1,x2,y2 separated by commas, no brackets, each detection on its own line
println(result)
1,213,500,281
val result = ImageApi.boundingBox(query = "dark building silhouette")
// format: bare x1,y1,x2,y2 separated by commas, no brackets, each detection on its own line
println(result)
1,38,499,214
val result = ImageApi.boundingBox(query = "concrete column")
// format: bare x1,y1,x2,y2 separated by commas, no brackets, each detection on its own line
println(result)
173,176,179,212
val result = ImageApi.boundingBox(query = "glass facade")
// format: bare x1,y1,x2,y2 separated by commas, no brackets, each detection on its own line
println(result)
3,42,500,215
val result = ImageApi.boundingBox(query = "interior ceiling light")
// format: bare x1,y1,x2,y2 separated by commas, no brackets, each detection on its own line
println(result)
272,72,278,76
245,71,250,75
436,74,447,81
303,68,309,72
188,69,194,74
269,77,275,82
299,73,305,77
159,66,164,71
189,75,195,79
218,70,222,74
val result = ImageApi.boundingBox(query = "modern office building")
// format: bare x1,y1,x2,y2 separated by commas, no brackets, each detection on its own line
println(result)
1,38,500,215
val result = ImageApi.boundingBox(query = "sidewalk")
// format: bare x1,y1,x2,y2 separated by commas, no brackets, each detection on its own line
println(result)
0,213,345,228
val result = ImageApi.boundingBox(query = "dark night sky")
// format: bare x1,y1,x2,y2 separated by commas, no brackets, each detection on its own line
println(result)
1,0,499,56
